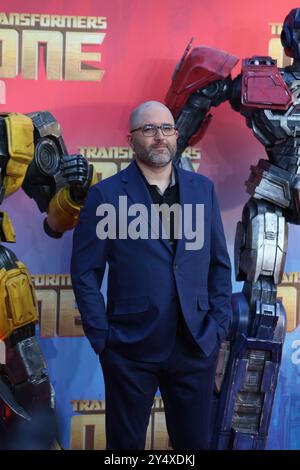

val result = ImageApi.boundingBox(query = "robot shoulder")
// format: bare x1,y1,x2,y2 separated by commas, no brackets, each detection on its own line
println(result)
241,56,292,110
166,44,238,118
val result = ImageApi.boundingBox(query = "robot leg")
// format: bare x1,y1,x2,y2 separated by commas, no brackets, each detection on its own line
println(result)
0,245,55,449
212,198,287,450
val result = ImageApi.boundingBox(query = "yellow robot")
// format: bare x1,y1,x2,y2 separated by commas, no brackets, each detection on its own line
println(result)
0,111,96,449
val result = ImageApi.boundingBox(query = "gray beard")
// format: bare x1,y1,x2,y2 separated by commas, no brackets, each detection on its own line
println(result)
134,144,176,168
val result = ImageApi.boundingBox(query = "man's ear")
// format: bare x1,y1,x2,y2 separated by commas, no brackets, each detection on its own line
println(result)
127,133,133,147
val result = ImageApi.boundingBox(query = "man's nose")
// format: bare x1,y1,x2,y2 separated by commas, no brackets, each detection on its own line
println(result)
154,127,164,139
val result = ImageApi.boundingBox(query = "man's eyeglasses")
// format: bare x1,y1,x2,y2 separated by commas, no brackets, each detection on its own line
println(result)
130,123,177,137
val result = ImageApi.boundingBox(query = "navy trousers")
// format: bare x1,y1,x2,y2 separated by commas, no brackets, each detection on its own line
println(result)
99,332,218,450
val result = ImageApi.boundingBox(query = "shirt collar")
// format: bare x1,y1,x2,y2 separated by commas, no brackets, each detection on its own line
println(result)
134,160,177,195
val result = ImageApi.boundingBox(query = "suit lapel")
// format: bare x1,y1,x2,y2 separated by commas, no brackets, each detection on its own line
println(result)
175,166,199,261
121,161,173,253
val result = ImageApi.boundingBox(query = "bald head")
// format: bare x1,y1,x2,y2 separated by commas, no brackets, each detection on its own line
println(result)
129,100,174,130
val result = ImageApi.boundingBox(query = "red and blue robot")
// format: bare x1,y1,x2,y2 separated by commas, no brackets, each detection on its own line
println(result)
165,8,300,449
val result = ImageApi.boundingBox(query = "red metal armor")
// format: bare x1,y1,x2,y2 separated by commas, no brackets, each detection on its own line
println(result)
165,46,239,118
241,56,292,110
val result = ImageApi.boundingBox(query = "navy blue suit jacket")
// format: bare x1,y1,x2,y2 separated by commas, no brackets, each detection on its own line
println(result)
71,161,232,361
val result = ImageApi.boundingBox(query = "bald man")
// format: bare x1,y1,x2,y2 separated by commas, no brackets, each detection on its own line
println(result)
71,101,232,450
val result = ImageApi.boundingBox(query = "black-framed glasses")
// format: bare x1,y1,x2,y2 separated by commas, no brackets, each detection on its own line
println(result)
130,123,177,137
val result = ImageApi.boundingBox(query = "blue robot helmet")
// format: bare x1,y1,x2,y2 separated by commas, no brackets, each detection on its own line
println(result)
281,8,300,59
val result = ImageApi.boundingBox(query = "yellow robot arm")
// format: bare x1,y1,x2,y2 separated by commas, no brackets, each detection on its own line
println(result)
2,113,34,197
45,165,97,234
0,113,34,244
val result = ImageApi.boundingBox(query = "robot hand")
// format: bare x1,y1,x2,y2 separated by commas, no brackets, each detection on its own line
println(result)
60,154,94,203
43,154,95,238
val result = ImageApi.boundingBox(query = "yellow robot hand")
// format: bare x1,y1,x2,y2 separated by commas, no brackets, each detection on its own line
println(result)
44,157,96,237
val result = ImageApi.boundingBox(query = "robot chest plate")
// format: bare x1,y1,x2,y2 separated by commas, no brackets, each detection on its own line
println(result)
262,104,300,137
252,81,300,141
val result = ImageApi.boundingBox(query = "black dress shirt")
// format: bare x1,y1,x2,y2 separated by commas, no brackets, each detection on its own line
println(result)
135,162,179,253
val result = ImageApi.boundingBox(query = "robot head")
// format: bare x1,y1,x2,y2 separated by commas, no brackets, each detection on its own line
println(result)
281,8,300,59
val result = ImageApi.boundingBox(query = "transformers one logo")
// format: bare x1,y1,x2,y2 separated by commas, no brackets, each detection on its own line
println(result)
32,274,83,337
268,22,292,67
0,12,107,81
0,18,289,81
70,397,171,450
278,272,300,332
33,272,300,339
79,145,202,181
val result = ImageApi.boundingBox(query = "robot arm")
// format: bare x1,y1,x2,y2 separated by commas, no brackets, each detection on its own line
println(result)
165,43,239,160
16,111,97,238
1,113,34,200
44,155,97,238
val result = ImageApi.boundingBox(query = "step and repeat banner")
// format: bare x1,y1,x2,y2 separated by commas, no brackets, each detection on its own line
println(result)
1,0,300,449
